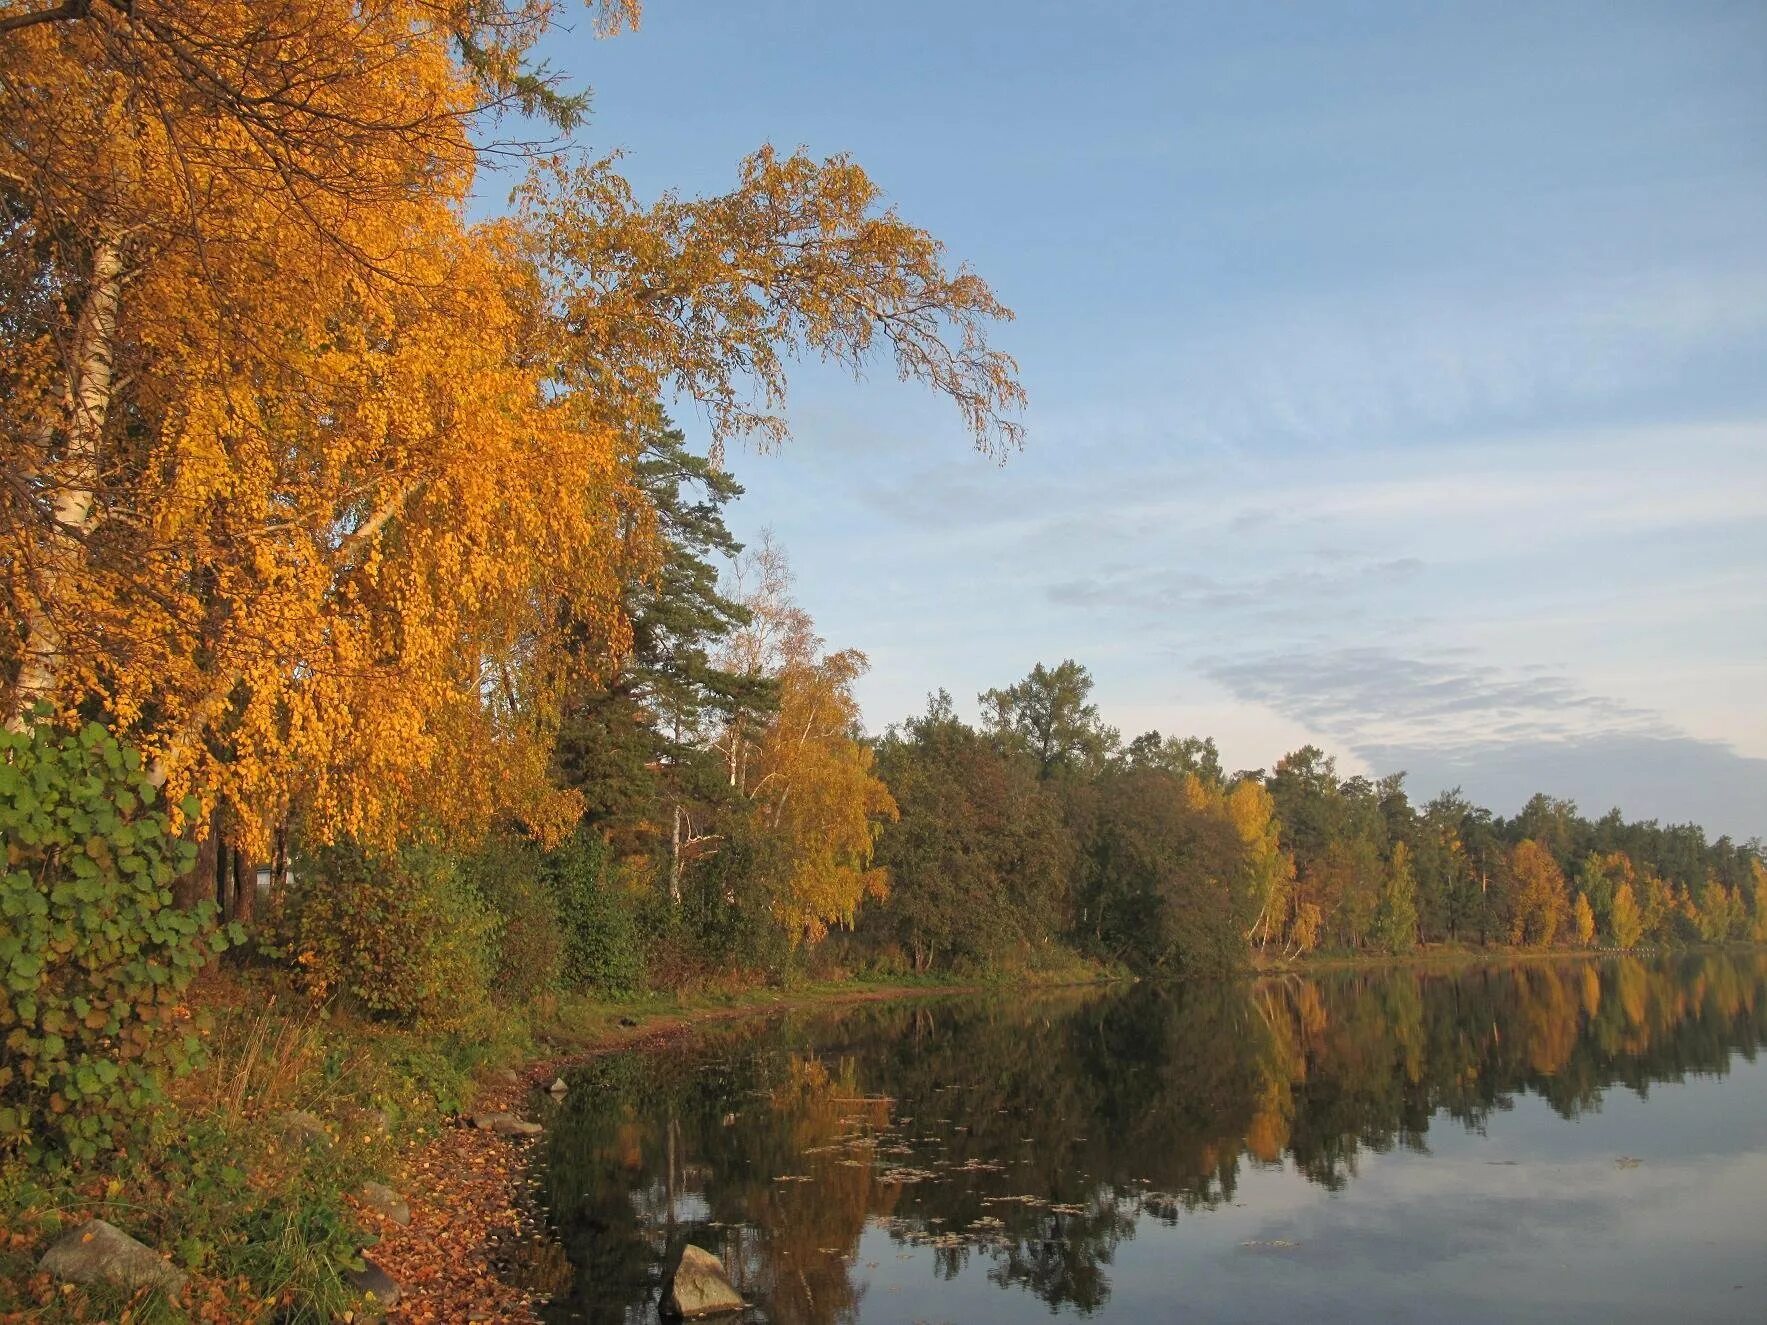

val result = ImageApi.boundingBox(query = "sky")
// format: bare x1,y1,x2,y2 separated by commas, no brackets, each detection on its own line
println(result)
511,1,1767,840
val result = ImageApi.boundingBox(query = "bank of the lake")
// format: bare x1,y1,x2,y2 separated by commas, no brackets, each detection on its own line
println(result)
7,945,1761,1323
531,950,1767,1324
0,966,1109,1324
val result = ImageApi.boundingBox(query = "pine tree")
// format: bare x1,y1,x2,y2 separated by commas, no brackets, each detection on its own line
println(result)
552,416,771,893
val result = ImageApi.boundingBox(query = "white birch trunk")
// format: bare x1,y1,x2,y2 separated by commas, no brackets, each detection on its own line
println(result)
10,229,126,725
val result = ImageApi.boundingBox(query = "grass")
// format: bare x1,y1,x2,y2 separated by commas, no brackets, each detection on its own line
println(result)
0,965,531,1323
7,937,1740,1320
0,951,1120,1322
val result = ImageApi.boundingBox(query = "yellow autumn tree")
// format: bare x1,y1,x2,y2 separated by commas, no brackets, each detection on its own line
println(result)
712,537,897,942
1181,773,1294,947
1572,892,1596,946
751,649,898,943
1610,881,1644,949
1504,839,1570,945
1,2,1022,868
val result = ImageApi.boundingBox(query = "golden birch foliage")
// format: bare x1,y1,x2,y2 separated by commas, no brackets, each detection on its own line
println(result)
1181,773,1294,943
1505,839,1570,946
1610,882,1644,949
748,649,898,945
1572,892,1596,946
2,2,1021,854
516,145,1025,459
1288,901,1323,956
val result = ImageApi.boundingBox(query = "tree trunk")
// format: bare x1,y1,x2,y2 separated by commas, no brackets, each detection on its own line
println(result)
669,802,684,906
211,804,231,914
177,825,218,912
231,842,256,925
9,228,125,725
270,823,288,911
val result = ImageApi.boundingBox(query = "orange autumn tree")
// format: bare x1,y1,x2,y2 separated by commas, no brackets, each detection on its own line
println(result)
0,0,641,851
1504,839,1571,945
1,2,1022,864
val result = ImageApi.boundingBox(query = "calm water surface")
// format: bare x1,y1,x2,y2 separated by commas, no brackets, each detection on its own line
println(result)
534,954,1767,1323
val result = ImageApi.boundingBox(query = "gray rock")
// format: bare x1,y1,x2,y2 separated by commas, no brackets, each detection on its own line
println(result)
664,1244,743,1318
472,1111,543,1137
342,1106,392,1138
38,1219,187,1296
548,1077,567,1095
275,1109,331,1149
495,1068,520,1085
347,1256,401,1308
357,1181,411,1226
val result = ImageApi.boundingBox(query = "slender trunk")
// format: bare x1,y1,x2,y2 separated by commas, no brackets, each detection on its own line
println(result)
269,823,289,911
231,842,256,925
9,229,126,724
669,803,684,906
211,804,230,913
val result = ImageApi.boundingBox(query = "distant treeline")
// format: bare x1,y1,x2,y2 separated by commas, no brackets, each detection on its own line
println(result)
254,422,1767,997
860,673,1766,974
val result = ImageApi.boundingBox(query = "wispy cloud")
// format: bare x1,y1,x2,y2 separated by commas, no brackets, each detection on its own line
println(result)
1200,644,1665,744
1048,557,1423,625
1363,734,1767,839
1115,265,1767,458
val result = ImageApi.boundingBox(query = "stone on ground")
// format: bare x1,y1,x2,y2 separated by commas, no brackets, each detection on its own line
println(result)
38,1219,187,1296
275,1109,331,1149
348,1256,402,1307
664,1244,744,1318
357,1180,411,1226
472,1111,543,1136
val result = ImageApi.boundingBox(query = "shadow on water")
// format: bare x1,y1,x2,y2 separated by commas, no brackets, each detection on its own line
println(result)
534,952,1767,1323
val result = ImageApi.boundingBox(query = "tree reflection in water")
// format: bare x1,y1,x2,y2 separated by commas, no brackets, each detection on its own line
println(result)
536,952,1767,1323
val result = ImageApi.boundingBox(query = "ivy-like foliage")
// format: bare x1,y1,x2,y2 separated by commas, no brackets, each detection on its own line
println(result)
0,720,232,1165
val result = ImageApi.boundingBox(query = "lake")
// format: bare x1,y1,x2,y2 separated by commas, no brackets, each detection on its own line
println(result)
532,953,1767,1323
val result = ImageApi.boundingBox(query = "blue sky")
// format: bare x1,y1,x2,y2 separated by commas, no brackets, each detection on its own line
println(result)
511,1,1767,839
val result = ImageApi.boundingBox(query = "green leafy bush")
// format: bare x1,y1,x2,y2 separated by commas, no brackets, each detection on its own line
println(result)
281,844,497,1027
461,833,565,1001
0,719,230,1164
544,831,645,995
675,824,794,980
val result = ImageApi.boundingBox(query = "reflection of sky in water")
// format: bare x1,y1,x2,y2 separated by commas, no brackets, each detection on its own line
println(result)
847,1062,1767,1324
538,958,1767,1325
630,1187,711,1226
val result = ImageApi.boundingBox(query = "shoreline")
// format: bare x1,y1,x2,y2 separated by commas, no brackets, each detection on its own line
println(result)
376,944,1756,1321
374,976,1089,1323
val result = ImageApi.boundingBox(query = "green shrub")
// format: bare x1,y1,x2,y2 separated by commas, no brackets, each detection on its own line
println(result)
677,825,793,979
0,719,231,1164
544,831,644,995
461,833,565,1000
280,844,497,1027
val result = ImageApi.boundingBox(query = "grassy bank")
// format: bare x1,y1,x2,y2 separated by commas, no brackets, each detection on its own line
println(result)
0,954,1113,1323
13,938,1750,1321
